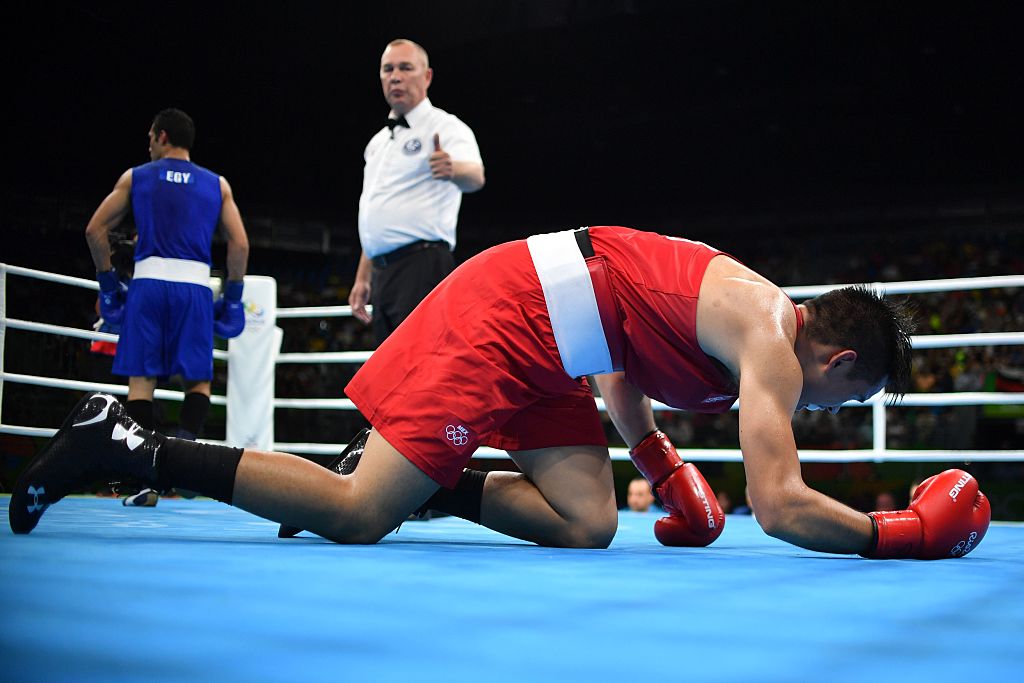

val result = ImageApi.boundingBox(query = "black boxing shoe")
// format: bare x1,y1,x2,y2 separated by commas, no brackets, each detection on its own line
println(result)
122,488,160,507
277,428,370,538
9,392,165,534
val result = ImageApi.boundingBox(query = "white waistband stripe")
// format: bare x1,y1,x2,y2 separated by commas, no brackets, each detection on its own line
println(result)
133,257,212,288
527,230,613,377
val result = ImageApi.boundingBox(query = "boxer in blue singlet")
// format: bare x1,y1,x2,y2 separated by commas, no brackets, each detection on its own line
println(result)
84,108,250,506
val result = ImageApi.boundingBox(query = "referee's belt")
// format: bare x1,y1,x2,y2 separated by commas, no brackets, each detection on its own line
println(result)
371,240,450,268
527,227,625,378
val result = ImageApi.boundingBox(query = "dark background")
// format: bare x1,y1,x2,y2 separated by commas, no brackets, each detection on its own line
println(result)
6,0,1023,249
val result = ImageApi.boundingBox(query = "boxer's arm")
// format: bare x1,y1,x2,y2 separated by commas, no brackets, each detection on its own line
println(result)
85,170,132,272
219,177,249,282
593,372,656,448
737,347,874,554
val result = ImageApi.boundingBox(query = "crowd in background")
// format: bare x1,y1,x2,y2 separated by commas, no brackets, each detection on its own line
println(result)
2,208,1022,516
258,220,1024,454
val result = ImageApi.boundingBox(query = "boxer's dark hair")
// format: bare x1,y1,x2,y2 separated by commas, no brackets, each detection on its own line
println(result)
152,108,195,150
803,285,915,402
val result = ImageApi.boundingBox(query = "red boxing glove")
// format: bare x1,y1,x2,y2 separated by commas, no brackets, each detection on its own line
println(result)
629,430,725,547
862,469,991,560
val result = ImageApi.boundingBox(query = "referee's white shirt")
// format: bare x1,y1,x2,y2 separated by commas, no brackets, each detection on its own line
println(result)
358,98,483,259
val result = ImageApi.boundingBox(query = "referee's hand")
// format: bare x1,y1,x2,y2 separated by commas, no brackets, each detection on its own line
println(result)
349,281,372,324
429,134,454,181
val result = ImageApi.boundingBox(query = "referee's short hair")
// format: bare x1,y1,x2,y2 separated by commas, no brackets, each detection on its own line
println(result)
387,38,429,69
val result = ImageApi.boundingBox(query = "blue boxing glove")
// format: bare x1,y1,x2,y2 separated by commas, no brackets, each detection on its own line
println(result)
213,280,245,339
97,270,128,327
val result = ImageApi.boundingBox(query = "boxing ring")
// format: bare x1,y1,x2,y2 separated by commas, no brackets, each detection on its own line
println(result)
2,263,1023,681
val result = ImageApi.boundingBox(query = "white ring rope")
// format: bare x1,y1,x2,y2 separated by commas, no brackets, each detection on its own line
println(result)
276,351,372,364
270,333,1024,365
4,317,227,360
3,262,1022,462
2,264,99,290
276,305,362,319
783,274,1024,299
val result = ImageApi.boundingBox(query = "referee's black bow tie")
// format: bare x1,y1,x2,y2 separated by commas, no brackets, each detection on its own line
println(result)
386,116,409,136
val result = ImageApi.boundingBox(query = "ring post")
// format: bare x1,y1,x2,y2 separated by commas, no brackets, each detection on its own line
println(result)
226,275,281,450
1,264,7,422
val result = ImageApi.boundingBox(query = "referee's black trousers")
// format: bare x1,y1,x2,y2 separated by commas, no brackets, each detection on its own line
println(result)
370,244,455,346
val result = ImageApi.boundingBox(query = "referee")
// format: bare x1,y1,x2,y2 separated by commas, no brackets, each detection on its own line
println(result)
349,38,485,345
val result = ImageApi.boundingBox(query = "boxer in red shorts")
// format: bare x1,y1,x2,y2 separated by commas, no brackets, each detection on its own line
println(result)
12,227,991,560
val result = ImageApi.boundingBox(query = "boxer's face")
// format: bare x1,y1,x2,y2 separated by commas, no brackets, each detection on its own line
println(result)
148,128,168,161
380,42,432,115
798,359,885,415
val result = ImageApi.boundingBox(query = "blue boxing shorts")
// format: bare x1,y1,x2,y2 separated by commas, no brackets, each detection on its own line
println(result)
113,279,215,381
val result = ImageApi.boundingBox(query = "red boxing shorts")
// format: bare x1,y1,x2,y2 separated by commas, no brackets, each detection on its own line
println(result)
345,239,607,488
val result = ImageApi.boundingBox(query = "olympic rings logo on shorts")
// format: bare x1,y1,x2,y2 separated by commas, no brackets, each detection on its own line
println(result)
445,424,470,447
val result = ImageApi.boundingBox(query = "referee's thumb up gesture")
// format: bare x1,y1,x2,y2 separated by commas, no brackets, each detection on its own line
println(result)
430,133,454,180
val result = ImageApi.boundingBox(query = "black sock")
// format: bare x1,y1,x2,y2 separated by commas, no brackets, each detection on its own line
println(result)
421,469,488,524
158,438,244,504
126,399,155,430
178,392,210,440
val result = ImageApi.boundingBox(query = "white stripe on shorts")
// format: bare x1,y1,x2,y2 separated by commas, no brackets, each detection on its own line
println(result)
526,229,614,378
